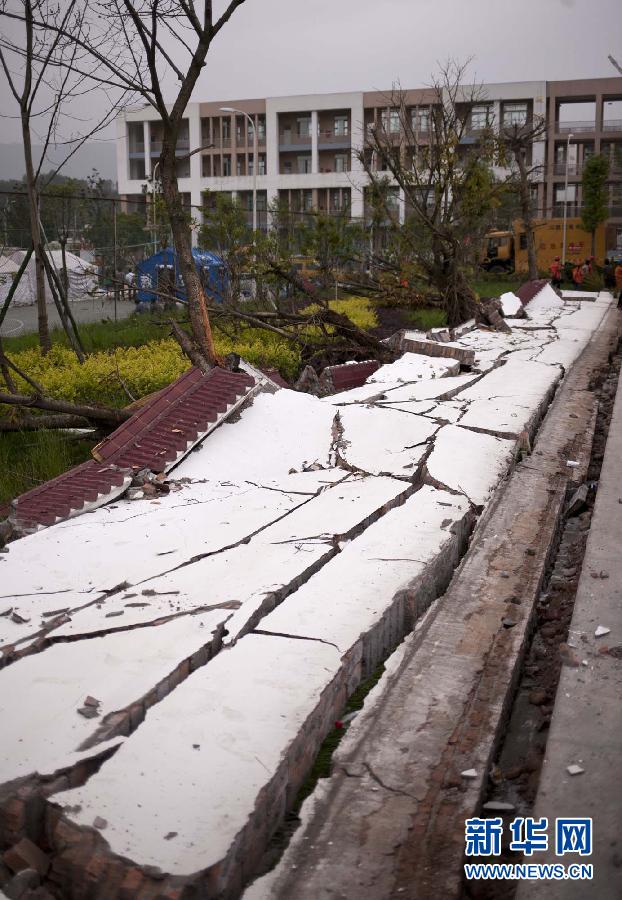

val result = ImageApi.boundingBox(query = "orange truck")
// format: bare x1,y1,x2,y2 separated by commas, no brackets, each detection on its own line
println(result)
481,218,608,274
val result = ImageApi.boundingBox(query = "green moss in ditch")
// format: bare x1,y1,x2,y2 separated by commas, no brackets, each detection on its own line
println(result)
294,660,386,812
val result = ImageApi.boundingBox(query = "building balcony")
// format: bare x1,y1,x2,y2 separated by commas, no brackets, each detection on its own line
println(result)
553,162,584,176
557,120,595,133
279,133,312,151
603,119,622,132
149,141,190,155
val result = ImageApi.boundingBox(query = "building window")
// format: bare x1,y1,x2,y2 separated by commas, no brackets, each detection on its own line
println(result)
471,104,493,130
502,102,528,127
175,156,190,179
127,122,144,153
257,118,266,141
236,155,245,176
222,155,231,177
222,118,231,141
334,116,349,137
411,107,430,133
303,190,313,211
297,117,311,138
382,109,400,133
298,155,312,174
284,160,292,174
201,155,211,178
335,154,348,173
129,158,145,180
258,154,266,176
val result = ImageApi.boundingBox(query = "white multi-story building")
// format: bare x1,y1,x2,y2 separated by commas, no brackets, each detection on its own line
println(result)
116,78,622,252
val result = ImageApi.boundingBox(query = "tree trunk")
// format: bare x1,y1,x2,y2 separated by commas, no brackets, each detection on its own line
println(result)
21,115,50,353
516,148,538,281
0,390,131,424
159,148,218,366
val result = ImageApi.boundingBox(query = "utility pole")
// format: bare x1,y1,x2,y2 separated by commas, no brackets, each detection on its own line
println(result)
113,198,118,322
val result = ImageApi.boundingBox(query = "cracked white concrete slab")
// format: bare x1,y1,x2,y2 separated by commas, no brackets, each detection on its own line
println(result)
375,372,481,403
500,291,524,317
174,389,336,481
336,405,437,477
259,486,471,651
0,483,309,651
0,611,226,784
368,352,460,383
426,424,515,505
52,633,342,875
50,475,412,640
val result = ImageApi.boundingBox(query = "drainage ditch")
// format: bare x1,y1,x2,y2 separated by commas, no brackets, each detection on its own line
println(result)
463,337,622,900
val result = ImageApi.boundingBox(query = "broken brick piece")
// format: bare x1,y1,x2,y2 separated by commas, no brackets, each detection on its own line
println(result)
400,336,476,366
3,837,50,876
77,706,99,719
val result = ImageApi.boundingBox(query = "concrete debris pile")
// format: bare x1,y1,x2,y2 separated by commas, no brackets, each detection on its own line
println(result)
0,286,615,899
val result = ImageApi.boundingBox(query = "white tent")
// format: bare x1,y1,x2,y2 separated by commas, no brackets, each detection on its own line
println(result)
0,249,98,307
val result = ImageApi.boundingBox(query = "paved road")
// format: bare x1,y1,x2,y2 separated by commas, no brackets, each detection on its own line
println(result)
0,297,137,338
519,334,622,900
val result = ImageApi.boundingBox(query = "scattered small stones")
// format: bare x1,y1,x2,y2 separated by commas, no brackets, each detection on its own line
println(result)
565,484,589,518
528,689,547,706
2,838,50,876
502,617,517,629
461,769,478,779
164,832,178,841
84,696,100,708
559,643,581,667
566,764,585,776
77,706,99,719
483,800,516,812
93,816,107,830
3,868,40,899
595,625,611,638
525,548,536,557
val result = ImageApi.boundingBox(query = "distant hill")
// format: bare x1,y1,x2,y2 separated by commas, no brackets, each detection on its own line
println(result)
0,142,117,183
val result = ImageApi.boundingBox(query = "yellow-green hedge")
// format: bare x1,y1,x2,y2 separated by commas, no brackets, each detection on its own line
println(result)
6,333,300,409
4,297,375,410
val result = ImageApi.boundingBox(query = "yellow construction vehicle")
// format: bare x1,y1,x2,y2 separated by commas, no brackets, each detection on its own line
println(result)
481,218,607,274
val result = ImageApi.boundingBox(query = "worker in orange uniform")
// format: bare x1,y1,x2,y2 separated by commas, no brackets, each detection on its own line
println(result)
550,257,562,289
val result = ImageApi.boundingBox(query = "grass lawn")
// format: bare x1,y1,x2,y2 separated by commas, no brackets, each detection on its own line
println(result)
2,310,178,355
472,278,523,299
0,430,96,505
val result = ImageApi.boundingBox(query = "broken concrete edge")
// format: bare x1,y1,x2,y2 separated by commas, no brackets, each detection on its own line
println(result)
245,304,619,900
38,504,477,900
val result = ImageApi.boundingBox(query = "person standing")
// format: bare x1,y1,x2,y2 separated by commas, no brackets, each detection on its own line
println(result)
615,260,622,305
550,256,562,289
604,258,616,291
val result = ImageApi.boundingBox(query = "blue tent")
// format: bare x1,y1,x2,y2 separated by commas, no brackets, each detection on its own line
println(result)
135,247,227,304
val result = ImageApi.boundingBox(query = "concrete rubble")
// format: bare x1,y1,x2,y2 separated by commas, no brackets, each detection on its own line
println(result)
0,284,616,898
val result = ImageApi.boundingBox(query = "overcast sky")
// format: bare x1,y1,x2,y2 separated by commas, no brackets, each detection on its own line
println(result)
0,0,620,150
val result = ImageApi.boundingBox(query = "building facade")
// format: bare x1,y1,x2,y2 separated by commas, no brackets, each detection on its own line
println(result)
116,76,622,254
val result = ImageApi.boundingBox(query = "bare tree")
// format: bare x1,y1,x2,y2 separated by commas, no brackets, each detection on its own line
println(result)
0,0,120,353
499,117,547,280
22,0,248,368
360,62,505,326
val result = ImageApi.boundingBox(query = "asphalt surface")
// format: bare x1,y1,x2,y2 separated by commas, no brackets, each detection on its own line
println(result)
0,297,137,338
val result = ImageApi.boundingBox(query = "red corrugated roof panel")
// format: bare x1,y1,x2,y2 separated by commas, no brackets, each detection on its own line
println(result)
516,280,550,304
10,366,256,532
325,360,381,392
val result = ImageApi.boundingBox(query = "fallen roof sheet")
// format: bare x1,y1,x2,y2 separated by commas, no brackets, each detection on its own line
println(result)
9,366,256,532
